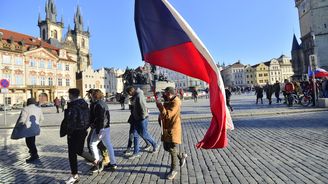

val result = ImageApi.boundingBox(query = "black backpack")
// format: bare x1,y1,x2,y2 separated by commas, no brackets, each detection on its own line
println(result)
74,104,90,130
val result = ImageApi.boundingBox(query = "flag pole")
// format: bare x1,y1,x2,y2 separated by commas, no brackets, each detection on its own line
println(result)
147,68,163,135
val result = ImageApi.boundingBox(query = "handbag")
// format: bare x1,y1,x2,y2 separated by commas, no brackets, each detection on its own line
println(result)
11,123,26,140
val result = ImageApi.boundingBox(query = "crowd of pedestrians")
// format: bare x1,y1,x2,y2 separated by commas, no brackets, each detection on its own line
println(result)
10,86,188,183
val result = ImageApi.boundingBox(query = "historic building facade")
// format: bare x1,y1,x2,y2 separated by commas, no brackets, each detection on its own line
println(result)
76,66,124,98
38,0,92,72
292,0,328,79
221,61,245,87
156,66,208,89
0,28,76,104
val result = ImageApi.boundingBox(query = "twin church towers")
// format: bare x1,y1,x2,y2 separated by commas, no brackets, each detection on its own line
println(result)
37,0,91,71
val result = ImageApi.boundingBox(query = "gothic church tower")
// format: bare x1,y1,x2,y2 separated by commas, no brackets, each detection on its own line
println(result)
294,0,328,70
38,0,64,48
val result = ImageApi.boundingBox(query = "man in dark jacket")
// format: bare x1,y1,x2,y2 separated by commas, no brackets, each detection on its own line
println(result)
273,81,281,103
264,82,274,105
63,88,100,184
126,86,159,159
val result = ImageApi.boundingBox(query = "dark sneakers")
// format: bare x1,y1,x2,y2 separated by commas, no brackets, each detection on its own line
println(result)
166,170,178,180
179,153,188,167
90,160,104,173
104,163,117,171
143,145,152,152
152,144,160,153
26,155,39,163
129,153,141,159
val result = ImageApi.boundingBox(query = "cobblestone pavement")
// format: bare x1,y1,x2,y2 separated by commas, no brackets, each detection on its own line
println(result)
1,94,327,128
0,111,327,184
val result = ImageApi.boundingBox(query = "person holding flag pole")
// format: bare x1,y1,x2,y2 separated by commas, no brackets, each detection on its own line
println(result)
134,0,234,150
155,87,187,180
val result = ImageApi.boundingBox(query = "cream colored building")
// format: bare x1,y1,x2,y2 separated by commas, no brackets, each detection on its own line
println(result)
221,61,245,87
253,63,269,86
244,64,256,86
156,66,208,89
76,66,106,98
265,59,281,84
104,68,124,95
76,67,124,98
0,28,76,105
278,55,294,81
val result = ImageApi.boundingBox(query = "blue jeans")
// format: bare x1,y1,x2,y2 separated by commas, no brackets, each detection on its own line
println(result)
90,128,116,164
133,118,157,154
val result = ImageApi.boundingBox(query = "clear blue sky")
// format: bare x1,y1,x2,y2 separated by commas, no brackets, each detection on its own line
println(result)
0,0,300,70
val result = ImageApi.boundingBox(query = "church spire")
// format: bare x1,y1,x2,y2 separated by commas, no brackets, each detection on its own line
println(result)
74,5,84,32
292,34,301,51
45,0,57,23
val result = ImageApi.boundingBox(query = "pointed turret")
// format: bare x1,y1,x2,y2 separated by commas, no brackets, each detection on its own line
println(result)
292,34,301,51
45,0,57,23
74,5,84,32
38,13,42,24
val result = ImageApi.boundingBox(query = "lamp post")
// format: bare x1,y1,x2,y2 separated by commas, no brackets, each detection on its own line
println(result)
310,31,317,106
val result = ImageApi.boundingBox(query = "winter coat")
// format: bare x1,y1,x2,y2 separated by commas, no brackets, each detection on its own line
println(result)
273,83,281,94
131,88,148,121
11,104,44,139
65,98,90,135
158,96,182,144
92,99,110,134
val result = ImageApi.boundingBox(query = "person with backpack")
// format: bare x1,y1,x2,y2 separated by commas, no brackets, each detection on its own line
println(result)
89,89,117,171
63,88,101,184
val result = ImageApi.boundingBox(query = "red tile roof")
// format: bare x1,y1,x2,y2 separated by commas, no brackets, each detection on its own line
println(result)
0,28,59,54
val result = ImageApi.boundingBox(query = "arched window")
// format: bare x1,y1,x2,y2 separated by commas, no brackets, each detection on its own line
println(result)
82,38,85,48
42,29,46,40
54,30,58,39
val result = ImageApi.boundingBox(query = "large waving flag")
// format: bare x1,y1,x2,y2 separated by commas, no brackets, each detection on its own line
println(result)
135,0,234,149
308,67,328,78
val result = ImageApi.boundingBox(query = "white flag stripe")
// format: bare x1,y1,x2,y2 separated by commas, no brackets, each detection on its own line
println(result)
162,0,234,130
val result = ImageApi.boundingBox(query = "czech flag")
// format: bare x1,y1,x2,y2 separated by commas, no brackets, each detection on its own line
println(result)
309,67,328,78
134,0,234,149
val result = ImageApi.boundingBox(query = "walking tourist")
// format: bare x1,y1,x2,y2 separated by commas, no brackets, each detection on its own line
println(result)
156,87,187,180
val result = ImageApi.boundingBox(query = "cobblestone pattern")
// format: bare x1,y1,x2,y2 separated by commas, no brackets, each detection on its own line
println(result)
0,112,327,184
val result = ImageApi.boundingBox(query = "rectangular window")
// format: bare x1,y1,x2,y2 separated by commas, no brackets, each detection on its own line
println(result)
5,97,11,105
3,74,11,81
15,57,23,65
66,79,70,86
47,61,52,69
40,77,46,86
58,78,62,86
2,55,11,64
85,84,87,88
39,61,45,68
264,73,268,76
65,65,70,71
89,84,91,88
57,63,62,70
48,78,53,86
15,76,23,85
31,76,37,85
30,59,36,67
